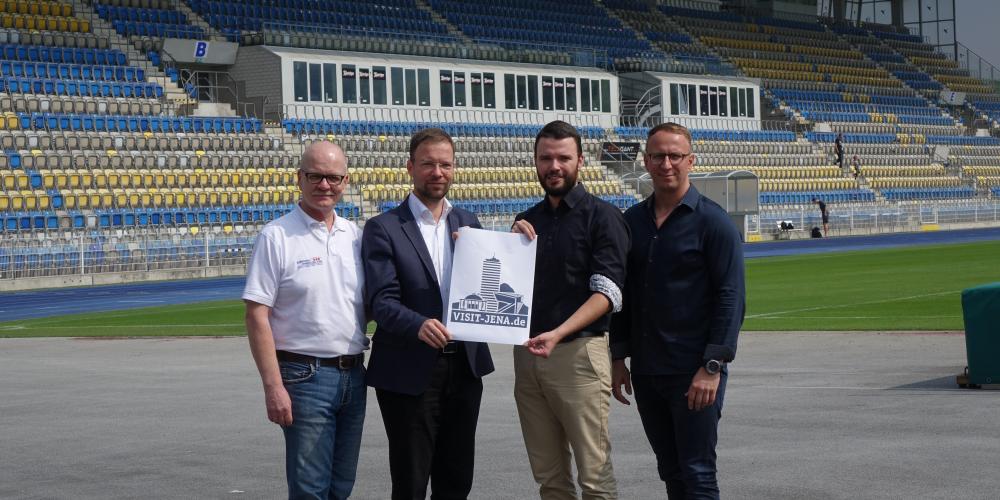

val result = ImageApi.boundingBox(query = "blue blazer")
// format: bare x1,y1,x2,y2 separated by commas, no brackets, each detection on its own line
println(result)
362,197,495,395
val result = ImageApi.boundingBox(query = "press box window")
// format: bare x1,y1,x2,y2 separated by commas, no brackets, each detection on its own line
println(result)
483,73,496,108
418,69,430,106
516,75,527,109
528,75,538,110
440,70,453,107
580,78,590,112
359,68,370,104
293,61,307,102
471,73,483,107
600,79,611,113
373,66,386,105
565,78,576,111
504,73,516,109
542,76,553,110
309,63,322,102
342,64,356,104
391,67,404,105
405,69,416,105
322,63,337,103
454,72,466,107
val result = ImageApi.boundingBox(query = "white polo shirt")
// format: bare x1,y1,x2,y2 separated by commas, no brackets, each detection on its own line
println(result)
242,205,368,357
408,194,453,310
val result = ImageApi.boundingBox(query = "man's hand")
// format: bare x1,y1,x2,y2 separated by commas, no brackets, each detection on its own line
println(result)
685,367,721,411
524,331,558,358
417,318,452,349
512,219,537,240
611,359,632,405
264,384,293,427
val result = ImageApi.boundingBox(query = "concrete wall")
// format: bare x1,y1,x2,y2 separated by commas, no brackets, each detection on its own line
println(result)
228,46,283,108
0,266,247,292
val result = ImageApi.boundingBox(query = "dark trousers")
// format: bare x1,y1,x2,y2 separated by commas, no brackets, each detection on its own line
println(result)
632,372,728,500
375,350,484,500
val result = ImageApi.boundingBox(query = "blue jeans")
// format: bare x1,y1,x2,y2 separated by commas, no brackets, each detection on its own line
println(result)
280,360,366,500
632,372,727,500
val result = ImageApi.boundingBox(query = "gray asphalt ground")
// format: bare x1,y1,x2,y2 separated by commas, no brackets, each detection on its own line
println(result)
2,332,997,500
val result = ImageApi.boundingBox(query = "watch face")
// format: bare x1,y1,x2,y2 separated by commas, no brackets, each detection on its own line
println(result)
706,360,722,374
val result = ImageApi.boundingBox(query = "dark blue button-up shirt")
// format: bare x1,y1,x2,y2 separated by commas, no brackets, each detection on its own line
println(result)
610,185,745,375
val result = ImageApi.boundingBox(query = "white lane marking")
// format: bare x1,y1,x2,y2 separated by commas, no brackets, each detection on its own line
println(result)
764,386,985,392
751,315,961,320
747,290,958,319
4,324,245,329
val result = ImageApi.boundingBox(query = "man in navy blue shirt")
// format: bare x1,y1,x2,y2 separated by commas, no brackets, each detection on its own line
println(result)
610,122,745,500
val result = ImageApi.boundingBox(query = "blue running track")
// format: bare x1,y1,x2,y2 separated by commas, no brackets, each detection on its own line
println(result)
2,228,998,322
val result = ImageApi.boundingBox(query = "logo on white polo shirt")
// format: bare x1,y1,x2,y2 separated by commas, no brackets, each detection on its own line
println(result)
296,256,323,269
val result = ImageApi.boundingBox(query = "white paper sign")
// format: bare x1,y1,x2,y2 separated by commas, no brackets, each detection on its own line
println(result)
445,227,536,345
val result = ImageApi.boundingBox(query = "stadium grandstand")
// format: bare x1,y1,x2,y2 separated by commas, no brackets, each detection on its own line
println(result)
1,0,999,285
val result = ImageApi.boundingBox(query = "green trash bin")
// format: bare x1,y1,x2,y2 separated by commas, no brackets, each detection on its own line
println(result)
961,282,1000,386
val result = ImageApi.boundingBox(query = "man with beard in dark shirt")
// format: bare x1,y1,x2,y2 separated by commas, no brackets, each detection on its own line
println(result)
512,120,629,499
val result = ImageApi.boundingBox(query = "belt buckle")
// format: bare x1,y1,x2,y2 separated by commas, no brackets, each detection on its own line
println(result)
442,342,458,354
337,355,357,370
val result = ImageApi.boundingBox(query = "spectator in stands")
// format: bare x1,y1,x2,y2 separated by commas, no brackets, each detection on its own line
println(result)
610,122,745,500
511,120,629,499
242,141,368,499
361,128,494,499
812,197,830,236
834,133,845,170
851,155,861,179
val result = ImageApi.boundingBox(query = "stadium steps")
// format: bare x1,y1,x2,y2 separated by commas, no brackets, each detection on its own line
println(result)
173,0,227,42
832,29,944,105
67,0,194,110
414,0,472,44
595,4,668,62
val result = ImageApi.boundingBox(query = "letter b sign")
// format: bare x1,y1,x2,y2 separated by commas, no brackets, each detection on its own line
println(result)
194,41,208,58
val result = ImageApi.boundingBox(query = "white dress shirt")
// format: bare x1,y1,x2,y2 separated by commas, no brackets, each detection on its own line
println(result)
408,194,453,311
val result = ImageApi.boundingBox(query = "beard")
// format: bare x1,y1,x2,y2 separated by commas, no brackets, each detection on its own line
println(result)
415,182,449,202
540,169,578,198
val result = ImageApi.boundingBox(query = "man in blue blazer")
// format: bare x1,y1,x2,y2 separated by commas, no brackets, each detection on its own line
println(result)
362,128,494,500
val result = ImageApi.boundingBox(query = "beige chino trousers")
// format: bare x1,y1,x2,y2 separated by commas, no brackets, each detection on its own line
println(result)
514,335,617,500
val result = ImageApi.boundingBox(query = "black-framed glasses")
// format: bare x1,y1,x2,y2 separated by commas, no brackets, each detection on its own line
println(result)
301,171,347,185
646,152,693,164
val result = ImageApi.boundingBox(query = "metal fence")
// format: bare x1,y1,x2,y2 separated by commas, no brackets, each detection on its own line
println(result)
3,200,998,281
0,227,259,280
757,200,1000,239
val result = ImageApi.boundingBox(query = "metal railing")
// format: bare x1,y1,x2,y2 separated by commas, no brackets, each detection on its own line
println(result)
237,21,612,71
953,42,1000,85
0,228,258,280
280,104,614,130
179,70,267,118
757,200,1000,238
4,199,998,280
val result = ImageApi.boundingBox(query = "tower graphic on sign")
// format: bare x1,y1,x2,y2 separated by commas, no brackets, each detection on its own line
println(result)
451,256,529,324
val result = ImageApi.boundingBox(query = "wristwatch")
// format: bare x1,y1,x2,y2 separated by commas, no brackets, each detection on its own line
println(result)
704,359,723,375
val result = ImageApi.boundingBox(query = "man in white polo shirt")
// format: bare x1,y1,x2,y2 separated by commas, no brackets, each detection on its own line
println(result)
243,140,368,500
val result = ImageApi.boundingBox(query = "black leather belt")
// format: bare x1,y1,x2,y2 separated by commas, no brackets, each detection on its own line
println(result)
441,341,460,354
557,330,606,344
276,350,364,369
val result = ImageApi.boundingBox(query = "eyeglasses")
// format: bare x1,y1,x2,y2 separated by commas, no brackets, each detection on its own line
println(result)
301,171,347,186
415,161,454,172
646,152,693,164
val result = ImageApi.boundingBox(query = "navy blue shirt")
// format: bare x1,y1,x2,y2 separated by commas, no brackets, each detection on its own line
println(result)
516,183,629,336
610,185,745,375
